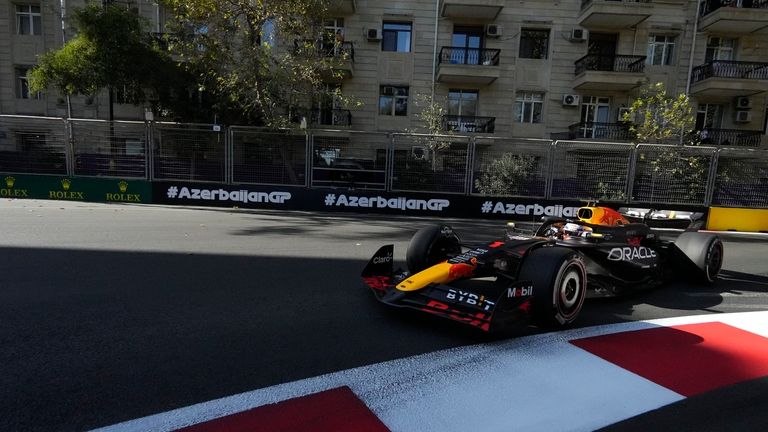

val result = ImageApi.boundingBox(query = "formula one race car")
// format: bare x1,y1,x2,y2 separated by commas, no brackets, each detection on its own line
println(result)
361,206,723,332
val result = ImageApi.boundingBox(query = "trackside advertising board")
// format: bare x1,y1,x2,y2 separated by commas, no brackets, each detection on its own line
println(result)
1,173,151,204
152,181,592,220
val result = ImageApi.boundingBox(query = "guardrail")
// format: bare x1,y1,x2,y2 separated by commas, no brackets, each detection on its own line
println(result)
700,0,768,16
0,115,766,208
575,54,646,75
438,47,500,66
691,60,768,83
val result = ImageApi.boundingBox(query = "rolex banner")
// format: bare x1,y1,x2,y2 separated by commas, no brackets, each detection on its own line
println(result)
0,173,151,204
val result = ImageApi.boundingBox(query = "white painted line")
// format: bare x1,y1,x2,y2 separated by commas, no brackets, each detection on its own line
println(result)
92,311,768,432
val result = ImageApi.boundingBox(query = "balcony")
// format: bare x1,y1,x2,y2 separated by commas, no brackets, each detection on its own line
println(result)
697,128,764,147
327,0,356,15
311,109,352,128
578,0,653,29
690,61,768,97
442,115,496,133
295,40,355,81
568,122,634,141
699,0,768,34
441,0,504,20
437,47,501,85
573,54,647,90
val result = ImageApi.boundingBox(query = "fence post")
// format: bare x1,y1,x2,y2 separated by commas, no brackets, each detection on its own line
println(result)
386,133,395,192
63,118,74,176
146,121,154,180
225,126,232,185
626,144,639,204
544,140,558,200
464,136,476,195
704,148,720,207
306,130,313,188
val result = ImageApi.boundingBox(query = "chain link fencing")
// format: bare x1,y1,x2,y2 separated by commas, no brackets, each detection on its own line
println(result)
2,114,767,208
231,127,307,186
70,119,148,178
0,116,68,175
311,131,388,190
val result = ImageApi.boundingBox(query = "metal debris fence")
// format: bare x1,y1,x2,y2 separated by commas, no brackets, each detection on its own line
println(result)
1,114,766,208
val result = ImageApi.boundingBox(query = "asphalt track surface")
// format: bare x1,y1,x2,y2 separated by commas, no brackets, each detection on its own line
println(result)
2,199,768,431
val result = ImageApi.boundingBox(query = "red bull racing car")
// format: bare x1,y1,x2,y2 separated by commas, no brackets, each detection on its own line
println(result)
362,206,723,332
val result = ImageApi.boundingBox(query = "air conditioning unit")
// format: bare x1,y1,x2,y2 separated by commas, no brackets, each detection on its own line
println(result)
617,107,633,122
366,28,382,41
562,94,580,106
735,96,752,109
735,110,752,123
382,86,395,96
570,28,588,42
486,24,502,38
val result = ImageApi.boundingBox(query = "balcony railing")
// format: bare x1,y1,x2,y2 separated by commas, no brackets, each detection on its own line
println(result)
438,47,500,66
697,128,763,147
294,40,355,62
568,122,635,141
581,0,651,9
700,0,768,16
442,115,496,133
310,109,351,127
574,54,646,75
691,60,768,83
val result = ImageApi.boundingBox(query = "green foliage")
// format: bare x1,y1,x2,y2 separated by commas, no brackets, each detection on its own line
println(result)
161,0,356,127
474,153,537,196
622,82,695,145
408,93,455,171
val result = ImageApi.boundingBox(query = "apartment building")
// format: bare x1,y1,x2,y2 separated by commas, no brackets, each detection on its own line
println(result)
1,0,767,146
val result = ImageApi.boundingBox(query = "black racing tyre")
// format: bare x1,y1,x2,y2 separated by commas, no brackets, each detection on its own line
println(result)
674,232,724,283
406,225,461,274
517,247,587,328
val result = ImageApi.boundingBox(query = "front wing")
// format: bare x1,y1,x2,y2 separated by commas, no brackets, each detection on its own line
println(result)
362,245,534,332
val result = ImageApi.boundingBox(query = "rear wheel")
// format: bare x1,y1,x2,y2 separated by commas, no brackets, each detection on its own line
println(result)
517,247,587,327
674,232,724,283
406,225,461,274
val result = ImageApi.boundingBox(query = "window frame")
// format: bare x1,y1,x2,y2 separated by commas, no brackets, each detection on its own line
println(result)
647,34,676,66
519,28,550,60
378,86,409,116
382,21,412,53
15,4,42,36
514,92,544,124
15,67,40,100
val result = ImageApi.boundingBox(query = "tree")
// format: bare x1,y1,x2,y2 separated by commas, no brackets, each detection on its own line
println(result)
408,93,455,171
624,82,707,202
29,3,186,119
622,81,696,145
474,153,537,196
160,0,356,128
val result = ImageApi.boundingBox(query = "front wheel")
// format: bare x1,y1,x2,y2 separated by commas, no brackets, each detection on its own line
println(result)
406,225,461,274
517,247,587,327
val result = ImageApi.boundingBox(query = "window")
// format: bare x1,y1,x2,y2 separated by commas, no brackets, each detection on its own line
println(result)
16,4,41,35
448,90,478,116
378,86,409,116
382,22,411,52
15,67,40,100
519,29,549,59
647,35,675,65
706,37,735,61
515,92,544,124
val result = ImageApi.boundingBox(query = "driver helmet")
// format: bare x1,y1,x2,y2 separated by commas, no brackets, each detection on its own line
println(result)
563,223,591,238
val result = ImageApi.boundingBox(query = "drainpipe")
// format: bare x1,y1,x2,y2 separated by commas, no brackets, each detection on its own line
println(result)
685,0,702,96
431,0,439,103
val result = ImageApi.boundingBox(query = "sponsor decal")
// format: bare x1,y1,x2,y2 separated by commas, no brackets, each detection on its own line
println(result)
167,186,291,204
507,283,534,298
49,178,85,200
106,180,142,203
481,201,578,218
448,263,475,279
447,248,488,264
608,246,657,262
324,193,450,212
423,300,491,331
445,288,495,311
372,252,393,265
1,176,29,198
